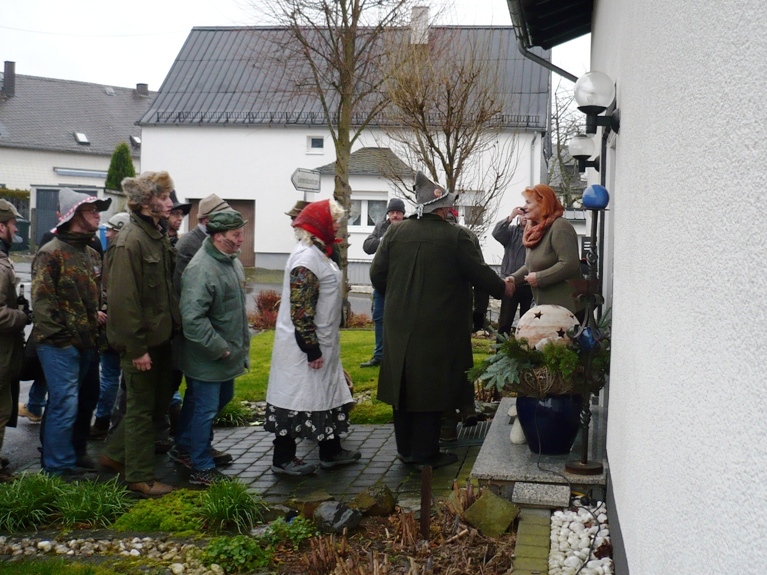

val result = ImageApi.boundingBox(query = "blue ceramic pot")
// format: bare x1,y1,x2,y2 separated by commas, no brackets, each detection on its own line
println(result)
516,394,584,455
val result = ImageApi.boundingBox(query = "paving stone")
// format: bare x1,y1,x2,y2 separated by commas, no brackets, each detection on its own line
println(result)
512,557,548,572
518,507,552,525
515,529,550,549
514,544,550,560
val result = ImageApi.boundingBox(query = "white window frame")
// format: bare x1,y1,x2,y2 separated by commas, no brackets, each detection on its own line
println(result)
306,135,325,154
348,194,388,231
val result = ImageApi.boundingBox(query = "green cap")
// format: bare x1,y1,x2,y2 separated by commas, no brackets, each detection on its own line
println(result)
206,209,247,233
0,199,22,223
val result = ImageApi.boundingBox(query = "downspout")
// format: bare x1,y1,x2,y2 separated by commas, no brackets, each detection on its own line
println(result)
529,132,538,187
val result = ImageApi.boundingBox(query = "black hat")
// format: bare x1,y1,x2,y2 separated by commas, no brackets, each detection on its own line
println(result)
170,191,191,216
386,198,406,214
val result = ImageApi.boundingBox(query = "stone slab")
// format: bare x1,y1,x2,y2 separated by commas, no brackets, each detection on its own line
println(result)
512,557,549,572
518,507,552,525
513,482,571,508
514,544,550,560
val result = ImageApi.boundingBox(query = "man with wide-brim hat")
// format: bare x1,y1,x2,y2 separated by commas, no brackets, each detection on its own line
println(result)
172,210,250,485
31,188,111,477
370,171,512,469
0,199,30,481
285,200,311,220
167,191,192,248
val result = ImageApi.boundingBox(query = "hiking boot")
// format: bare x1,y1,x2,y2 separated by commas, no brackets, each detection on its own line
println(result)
211,448,233,467
98,454,125,475
396,453,415,464
168,446,192,469
271,458,317,476
18,404,42,423
128,480,174,498
319,448,361,469
189,467,230,486
89,417,110,439
359,357,381,368
155,437,174,454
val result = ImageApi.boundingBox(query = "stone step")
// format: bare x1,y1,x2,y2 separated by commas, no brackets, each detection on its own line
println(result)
512,481,571,508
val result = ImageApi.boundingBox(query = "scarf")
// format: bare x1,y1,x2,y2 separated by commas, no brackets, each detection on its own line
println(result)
522,206,564,248
292,199,340,256
57,229,97,249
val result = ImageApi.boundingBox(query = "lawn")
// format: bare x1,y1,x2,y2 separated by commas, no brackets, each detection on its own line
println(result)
232,329,496,425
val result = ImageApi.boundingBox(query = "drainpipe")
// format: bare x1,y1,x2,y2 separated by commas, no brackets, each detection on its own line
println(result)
529,132,538,186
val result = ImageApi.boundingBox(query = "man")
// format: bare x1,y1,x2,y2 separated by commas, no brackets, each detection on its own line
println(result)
360,198,405,368
173,210,250,486
0,200,31,482
100,171,179,497
370,171,512,469
32,188,111,476
167,191,191,247
492,206,533,335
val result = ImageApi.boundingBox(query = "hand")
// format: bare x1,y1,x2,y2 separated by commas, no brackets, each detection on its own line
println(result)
504,277,516,297
510,206,525,220
97,311,107,326
221,350,231,359
525,272,538,287
132,352,152,372
308,357,324,369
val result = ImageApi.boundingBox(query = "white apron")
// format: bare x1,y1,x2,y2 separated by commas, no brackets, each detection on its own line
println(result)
266,242,352,412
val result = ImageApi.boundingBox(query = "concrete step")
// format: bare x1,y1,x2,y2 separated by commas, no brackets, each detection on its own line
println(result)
512,481,571,508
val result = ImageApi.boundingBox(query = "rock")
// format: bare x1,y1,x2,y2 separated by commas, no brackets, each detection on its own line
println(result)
351,483,396,516
209,563,225,575
170,563,185,575
313,501,362,534
290,491,335,519
509,417,527,444
462,490,519,538
37,541,53,552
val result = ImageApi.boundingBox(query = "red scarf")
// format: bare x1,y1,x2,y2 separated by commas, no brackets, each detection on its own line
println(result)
522,207,564,248
292,199,340,256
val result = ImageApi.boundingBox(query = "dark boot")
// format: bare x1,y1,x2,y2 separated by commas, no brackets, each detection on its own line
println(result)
89,416,110,439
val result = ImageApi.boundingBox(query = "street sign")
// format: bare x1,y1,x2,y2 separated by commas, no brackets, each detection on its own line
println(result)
290,168,321,193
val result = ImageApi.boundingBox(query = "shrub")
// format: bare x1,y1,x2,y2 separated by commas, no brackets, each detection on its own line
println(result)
203,535,272,574
105,142,136,191
55,477,133,528
346,311,372,328
200,480,267,534
249,289,280,330
0,472,64,532
113,488,203,534
261,516,317,550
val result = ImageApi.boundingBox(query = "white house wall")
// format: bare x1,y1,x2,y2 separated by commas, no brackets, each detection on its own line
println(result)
592,1,767,573
141,124,544,270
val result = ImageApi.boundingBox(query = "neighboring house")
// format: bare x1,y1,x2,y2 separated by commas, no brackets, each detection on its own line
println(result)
510,1,766,574
137,24,553,274
0,61,153,244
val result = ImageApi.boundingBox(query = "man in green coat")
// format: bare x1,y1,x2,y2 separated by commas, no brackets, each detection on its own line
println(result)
370,172,512,469
100,171,180,497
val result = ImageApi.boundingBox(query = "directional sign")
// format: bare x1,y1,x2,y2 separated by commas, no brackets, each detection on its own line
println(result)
290,168,321,193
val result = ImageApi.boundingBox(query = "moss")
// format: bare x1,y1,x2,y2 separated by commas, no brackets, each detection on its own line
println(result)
112,489,203,534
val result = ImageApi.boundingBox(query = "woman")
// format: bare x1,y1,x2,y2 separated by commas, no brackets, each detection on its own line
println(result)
509,184,585,319
265,199,360,476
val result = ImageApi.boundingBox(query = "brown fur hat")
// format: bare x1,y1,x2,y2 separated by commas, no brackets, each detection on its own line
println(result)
122,171,175,211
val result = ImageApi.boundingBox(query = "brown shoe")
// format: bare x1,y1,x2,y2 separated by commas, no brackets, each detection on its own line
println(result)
98,454,125,475
128,480,174,498
18,404,42,423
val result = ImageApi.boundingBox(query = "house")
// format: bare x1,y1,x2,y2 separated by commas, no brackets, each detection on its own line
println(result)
0,61,153,244
509,1,767,574
137,24,554,273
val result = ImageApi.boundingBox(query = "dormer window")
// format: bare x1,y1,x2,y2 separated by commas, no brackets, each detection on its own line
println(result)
74,132,90,145
129,135,142,148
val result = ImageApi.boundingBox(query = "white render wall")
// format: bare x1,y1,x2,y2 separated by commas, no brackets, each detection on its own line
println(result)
592,1,767,573
140,124,542,269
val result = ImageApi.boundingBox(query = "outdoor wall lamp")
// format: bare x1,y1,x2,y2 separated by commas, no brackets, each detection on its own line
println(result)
568,134,600,173
574,71,620,135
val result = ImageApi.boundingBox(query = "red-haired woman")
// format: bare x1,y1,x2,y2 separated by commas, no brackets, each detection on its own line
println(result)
508,184,584,319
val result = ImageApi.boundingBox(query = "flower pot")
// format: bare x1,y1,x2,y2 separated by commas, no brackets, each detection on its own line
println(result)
515,394,583,455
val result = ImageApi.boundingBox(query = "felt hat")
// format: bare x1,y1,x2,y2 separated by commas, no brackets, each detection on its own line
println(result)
169,191,191,215
105,212,130,231
412,171,456,218
198,193,231,219
206,210,247,233
386,198,406,214
285,200,311,219
0,199,22,223
56,188,111,229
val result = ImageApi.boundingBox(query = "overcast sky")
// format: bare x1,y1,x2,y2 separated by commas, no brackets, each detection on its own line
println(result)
0,0,589,90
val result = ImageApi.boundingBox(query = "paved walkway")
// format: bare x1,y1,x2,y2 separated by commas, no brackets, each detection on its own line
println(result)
19,424,486,505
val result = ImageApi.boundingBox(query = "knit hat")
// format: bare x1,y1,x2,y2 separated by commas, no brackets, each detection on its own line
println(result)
105,212,130,231
285,200,311,219
206,210,247,233
0,199,22,223
121,171,174,209
413,171,456,218
170,190,191,215
56,188,112,229
386,198,406,214
198,193,231,218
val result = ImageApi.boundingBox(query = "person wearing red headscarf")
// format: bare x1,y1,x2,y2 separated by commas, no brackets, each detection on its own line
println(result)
508,184,584,318
264,199,360,476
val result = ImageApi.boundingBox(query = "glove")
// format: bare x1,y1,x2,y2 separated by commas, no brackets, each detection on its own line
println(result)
472,311,485,333
17,293,33,325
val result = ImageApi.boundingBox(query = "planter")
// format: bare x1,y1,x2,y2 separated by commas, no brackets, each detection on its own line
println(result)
515,394,583,455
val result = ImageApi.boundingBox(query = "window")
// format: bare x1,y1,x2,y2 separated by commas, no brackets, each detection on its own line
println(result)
73,132,90,145
367,200,386,226
306,136,325,154
348,199,387,228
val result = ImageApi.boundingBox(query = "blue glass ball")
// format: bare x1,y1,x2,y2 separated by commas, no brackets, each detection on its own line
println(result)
578,327,599,351
582,184,610,209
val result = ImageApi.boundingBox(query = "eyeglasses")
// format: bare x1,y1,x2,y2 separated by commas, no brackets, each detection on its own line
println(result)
78,206,100,214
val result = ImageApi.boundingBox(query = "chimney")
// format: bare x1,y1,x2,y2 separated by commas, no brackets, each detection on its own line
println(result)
410,6,429,45
136,83,149,96
2,61,16,98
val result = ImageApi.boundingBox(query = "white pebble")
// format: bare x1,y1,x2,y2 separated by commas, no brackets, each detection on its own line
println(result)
170,563,185,575
598,513,608,523
37,541,53,552
598,528,610,538
570,521,585,533
564,556,581,568
129,549,140,556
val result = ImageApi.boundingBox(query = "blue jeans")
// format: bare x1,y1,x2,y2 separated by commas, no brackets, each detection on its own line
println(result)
37,345,98,473
95,350,121,420
175,377,233,471
372,289,384,361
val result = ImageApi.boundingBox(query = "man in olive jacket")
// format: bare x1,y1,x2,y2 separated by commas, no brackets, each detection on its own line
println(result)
370,172,512,469
101,171,180,498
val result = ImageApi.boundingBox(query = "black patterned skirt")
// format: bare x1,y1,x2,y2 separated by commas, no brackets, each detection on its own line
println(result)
263,403,352,442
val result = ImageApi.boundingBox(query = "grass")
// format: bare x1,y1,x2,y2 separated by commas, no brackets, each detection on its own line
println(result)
55,477,133,528
199,479,267,534
0,559,137,575
0,472,64,532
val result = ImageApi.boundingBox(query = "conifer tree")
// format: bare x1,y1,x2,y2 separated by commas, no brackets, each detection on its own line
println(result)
105,142,136,191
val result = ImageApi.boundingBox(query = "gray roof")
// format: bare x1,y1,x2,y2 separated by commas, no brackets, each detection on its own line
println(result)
0,75,153,157
138,26,551,130
316,147,414,177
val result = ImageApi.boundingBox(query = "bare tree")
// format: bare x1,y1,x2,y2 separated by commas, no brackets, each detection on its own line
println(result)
376,24,521,238
252,0,414,314
548,78,586,207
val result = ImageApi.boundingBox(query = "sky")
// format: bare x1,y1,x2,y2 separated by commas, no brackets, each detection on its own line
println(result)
0,0,590,90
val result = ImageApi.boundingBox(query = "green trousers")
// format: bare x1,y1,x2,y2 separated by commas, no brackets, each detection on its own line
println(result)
103,342,174,483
